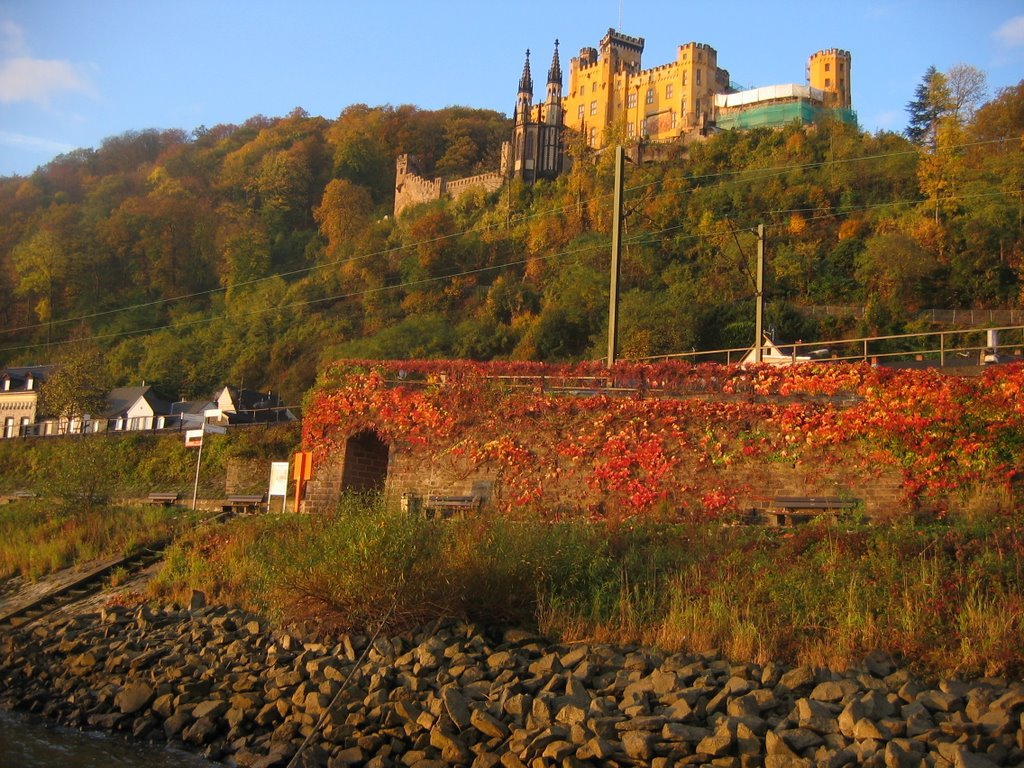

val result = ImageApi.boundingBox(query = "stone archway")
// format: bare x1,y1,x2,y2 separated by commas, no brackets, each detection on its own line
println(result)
340,429,390,493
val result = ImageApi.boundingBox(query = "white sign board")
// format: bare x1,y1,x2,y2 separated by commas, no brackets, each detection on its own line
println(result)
185,428,204,448
269,461,290,499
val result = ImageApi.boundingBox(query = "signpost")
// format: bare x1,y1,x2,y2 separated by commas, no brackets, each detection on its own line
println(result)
268,461,289,513
292,451,313,513
186,424,227,510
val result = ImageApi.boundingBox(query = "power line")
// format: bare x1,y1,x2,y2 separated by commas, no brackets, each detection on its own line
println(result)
1,135,1018,350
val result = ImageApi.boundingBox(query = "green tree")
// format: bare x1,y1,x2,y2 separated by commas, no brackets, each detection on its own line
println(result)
40,341,111,434
906,66,950,146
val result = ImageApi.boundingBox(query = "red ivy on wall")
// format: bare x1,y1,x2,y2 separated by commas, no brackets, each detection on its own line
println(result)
302,360,1024,519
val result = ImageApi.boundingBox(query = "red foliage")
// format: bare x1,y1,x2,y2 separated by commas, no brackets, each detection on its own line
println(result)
302,360,1024,519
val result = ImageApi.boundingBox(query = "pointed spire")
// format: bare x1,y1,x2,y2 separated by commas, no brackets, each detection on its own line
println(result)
519,49,533,96
547,39,562,87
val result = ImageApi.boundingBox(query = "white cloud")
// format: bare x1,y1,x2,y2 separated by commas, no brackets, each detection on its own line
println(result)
0,20,95,105
0,57,95,104
0,129,76,155
994,15,1024,47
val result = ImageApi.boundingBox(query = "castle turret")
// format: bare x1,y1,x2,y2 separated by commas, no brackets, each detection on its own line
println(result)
808,49,852,109
545,40,563,126
515,49,533,125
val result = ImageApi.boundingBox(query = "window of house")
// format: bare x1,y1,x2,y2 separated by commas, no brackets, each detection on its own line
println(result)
628,122,635,138
671,111,677,128
589,126,597,146
646,88,654,104
627,92,637,109
666,83,673,99
590,100,597,115
578,104,584,120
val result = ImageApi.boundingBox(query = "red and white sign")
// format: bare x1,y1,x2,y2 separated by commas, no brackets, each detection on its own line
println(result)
184,428,204,448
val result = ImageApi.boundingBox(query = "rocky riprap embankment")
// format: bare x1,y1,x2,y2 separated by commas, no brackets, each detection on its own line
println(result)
1,601,1023,768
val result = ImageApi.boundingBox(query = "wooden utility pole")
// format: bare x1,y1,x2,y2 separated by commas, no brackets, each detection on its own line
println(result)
607,145,625,368
754,224,764,363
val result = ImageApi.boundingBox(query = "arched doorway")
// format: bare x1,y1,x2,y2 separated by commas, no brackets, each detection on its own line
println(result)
340,429,390,493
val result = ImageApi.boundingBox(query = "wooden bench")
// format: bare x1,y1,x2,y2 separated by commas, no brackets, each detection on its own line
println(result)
422,495,482,519
766,496,859,526
221,495,266,514
147,492,180,507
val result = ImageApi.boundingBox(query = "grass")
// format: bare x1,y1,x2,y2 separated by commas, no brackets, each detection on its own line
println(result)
3,492,1021,679
0,500,207,581
142,494,1024,679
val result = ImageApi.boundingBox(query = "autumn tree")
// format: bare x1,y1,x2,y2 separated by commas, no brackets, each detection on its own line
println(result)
39,341,111,434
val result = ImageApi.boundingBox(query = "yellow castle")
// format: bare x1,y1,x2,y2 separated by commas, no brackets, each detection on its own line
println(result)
559,28,852,148
395,30,853,215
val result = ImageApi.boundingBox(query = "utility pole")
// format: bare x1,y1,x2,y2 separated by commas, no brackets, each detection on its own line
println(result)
754,224,764,363
607,145,625,368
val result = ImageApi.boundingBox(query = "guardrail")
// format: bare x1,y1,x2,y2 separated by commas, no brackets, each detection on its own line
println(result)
635,324,1024,367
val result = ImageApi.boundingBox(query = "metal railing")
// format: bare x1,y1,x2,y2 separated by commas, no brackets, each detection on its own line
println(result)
636,324,1024,367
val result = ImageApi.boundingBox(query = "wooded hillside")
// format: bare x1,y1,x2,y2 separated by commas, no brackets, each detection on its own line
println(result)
1,81,1022,406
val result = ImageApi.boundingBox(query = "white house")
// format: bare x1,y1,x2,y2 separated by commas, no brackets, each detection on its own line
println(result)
98,386,173,432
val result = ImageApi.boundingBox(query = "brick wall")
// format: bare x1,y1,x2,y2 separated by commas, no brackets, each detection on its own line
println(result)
340,430,390,493
304,433,905,518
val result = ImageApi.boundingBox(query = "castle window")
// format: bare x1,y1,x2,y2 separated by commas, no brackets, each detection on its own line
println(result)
666,83,673,99
839,62,845,73
825,78,831,88
682,71,687,86
579,86,584,96
590,100,597,115
696,69,701,86
825,62,831,72
592,82,597,93
645,88,654,104
578,104,584,120
627,92,637,109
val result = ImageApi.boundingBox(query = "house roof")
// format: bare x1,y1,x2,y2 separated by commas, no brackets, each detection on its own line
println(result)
0,365,51,390
219,386,284,412
216,385,294,423
170,398,215,416
100,386,173,418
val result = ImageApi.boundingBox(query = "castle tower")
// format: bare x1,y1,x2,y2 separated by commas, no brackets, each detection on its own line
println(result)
545,39,563,126
807,49,852,109
515,49,534,125
507,43,565,183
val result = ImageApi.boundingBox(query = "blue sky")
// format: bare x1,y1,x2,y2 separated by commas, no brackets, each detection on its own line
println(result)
1,1,1022,178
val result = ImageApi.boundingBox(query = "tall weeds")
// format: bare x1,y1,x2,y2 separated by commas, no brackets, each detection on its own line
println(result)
145,496,1024,678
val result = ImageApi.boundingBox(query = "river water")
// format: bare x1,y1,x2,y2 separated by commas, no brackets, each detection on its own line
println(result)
0,710,212,767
